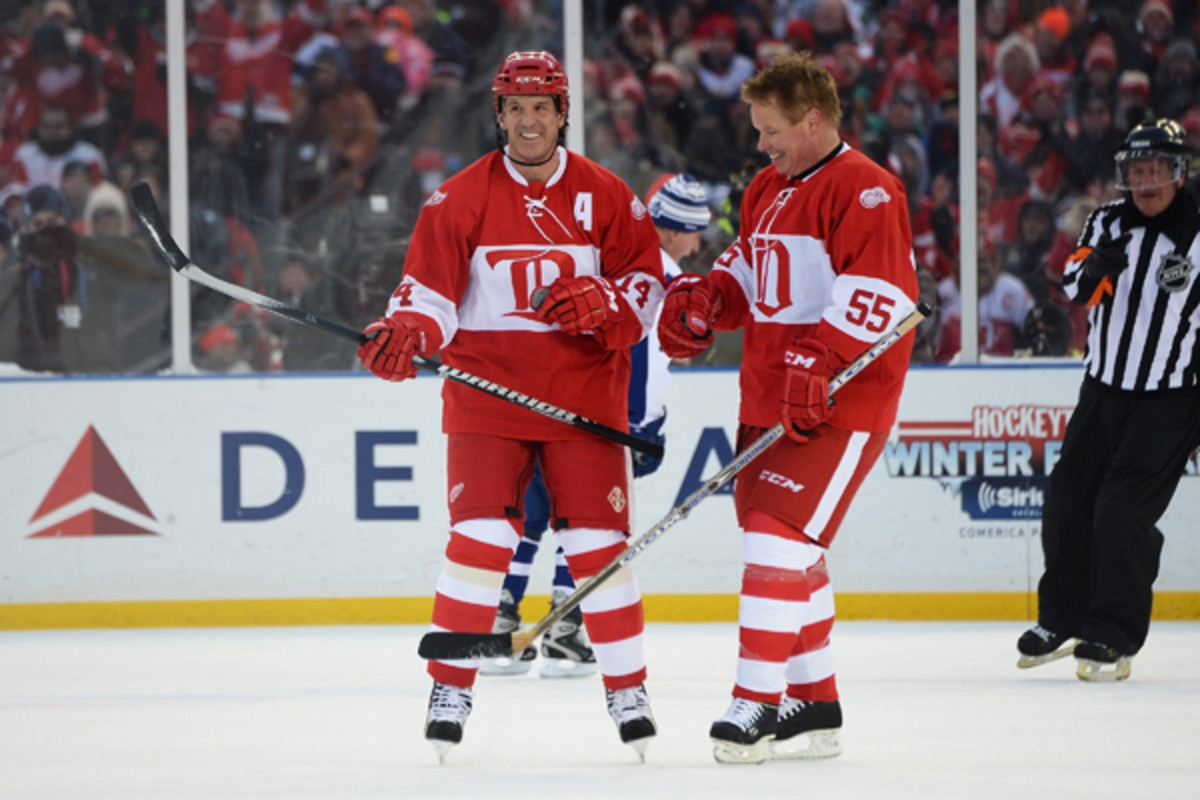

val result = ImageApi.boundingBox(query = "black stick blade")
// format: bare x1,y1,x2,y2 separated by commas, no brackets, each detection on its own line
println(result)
129,181,190,272
418,631,514,660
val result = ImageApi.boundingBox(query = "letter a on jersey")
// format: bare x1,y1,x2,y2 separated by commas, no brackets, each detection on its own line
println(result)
27,425,158,537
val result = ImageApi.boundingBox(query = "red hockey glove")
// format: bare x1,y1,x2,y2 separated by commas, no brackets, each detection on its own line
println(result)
358,316,428,382
781,338,836,443
658,273,721,359
536,275,620,335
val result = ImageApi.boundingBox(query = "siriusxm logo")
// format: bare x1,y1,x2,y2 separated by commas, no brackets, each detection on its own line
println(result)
960,477,1044,520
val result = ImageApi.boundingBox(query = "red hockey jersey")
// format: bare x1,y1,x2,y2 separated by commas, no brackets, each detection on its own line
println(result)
711,144,918,433
386,148,664,439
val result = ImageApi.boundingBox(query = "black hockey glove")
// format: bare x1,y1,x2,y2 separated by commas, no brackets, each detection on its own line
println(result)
1082,232,1131,280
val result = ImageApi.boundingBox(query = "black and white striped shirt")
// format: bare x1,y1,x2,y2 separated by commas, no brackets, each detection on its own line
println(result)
1063,193,1200,392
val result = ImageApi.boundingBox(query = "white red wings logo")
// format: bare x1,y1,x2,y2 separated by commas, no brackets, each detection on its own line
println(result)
859,186,891,209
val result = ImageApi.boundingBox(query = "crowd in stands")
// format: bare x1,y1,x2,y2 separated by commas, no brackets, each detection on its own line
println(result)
1,0,1198,373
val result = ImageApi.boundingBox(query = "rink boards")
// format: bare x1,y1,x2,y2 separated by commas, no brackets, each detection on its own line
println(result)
1,364,1197,628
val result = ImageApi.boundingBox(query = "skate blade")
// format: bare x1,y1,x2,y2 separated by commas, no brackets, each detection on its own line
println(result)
1016,641,1077,669
430,739,455,766
1017,647,1075,666
539,659,599,679
1076,657,1132,682
479,657,534,676
712,737,773,765
628,736,651,763
769,729,842,760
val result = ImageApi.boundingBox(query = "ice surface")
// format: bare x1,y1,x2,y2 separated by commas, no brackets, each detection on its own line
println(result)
1,622,1197,799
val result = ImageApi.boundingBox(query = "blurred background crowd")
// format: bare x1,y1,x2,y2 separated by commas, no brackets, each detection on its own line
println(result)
0,0,1197,374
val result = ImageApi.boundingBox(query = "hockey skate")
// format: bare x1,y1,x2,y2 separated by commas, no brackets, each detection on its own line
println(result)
425,682,474,764
709,697,778,765
770,697,843,760
1016,624,1077,669
605,684,656,761
479,591,537,676
1074,641,1133,682
539,592,598,678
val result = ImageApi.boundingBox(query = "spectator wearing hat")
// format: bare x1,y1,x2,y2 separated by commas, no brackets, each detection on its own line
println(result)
1066,33,1119,120
693,13,756,109
978,0,1023,86
1001,75,1072,201
198,324,252,373
606,73,683,196
71,180,166,372
809,0,859,56
10,10,125,148
338,7,407,129
1135,0,1176,69
609,5,666,80
782,18,816,55
1152,39,1200,119
1115,69,1153,134
284,45,380,220
374,5,434,113
645,60,699,159
1034,6,1077,90
980,32,1040,130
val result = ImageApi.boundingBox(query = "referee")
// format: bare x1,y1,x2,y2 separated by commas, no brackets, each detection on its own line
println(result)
1016,118,1200,682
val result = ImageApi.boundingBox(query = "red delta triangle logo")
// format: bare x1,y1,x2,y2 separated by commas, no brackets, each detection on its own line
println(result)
27,425,158,537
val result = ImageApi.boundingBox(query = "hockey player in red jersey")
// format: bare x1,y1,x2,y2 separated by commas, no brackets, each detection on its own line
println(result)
357,51,664,762
657,53,918,764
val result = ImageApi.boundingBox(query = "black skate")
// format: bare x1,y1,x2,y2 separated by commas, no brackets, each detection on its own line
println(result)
1016,624,1076,669
605,684,656,761
540,594,598,678
770,697,842,760
1074,640,1133,682
425,682,474,764
709,698,778,765
479,591,537,676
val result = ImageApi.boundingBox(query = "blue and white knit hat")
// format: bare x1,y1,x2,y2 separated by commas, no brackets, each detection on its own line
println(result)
648,173,711,232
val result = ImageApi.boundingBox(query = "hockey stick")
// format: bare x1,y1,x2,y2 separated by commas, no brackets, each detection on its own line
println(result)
129,182,663,460
418,300,932,661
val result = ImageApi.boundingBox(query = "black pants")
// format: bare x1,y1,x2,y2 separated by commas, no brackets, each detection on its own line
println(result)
1038,377,1200,654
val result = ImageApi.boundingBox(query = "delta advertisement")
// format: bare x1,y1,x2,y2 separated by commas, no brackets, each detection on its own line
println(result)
1,366,1197,612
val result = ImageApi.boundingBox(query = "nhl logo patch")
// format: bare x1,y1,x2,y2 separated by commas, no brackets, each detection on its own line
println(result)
607,486,627,513
1155,253,1193,293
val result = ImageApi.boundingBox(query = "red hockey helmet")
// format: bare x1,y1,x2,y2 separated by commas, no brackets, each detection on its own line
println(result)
492,51,569,118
